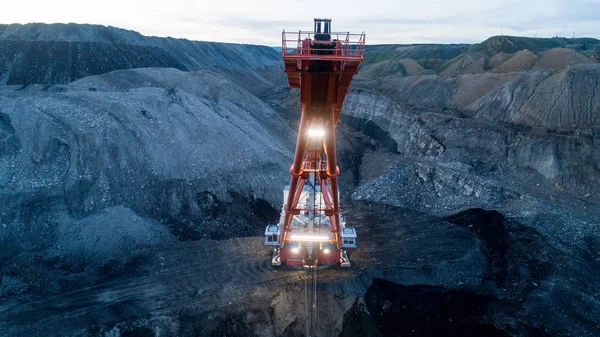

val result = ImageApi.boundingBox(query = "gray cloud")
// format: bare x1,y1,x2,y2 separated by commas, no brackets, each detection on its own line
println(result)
2,0,598,45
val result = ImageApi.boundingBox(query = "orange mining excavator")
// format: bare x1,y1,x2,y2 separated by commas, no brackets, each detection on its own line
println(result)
265,18,365,267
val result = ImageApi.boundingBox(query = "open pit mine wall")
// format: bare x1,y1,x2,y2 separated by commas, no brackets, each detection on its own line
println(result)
343,64,600,207
0,23,285,93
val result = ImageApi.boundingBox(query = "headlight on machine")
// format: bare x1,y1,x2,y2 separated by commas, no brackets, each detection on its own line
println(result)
291,247,300,254
323,248,330,254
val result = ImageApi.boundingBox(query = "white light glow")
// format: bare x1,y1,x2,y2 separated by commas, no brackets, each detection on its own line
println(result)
290,234,330,242
323,248,330,254
307,128,325,138
291,247,300,254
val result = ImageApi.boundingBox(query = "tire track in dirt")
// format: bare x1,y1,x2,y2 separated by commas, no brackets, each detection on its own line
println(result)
0,236,361,335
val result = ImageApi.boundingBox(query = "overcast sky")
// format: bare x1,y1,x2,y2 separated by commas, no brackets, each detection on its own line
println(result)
2,0,600,45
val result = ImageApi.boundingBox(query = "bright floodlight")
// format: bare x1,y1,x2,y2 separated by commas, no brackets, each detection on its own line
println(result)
323,248,330,254
290,234,330,242
307,127,325,138
291,247,300,254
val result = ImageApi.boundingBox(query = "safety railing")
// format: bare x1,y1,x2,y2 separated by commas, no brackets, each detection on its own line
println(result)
282,30,366,59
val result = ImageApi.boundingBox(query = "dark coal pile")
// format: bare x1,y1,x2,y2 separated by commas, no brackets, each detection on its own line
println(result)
341,278,522,337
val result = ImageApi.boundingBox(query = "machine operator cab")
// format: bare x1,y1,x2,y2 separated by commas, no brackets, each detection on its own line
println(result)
264,184,357,268
310,18,338,55
313,18,331,41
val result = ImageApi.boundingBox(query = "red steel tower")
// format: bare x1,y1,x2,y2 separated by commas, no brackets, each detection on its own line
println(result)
264,18,365,267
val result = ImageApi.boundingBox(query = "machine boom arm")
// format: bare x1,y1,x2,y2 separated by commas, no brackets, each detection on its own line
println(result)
279,20,365,250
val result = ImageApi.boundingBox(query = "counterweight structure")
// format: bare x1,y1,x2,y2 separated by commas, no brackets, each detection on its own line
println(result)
265,19,365,267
